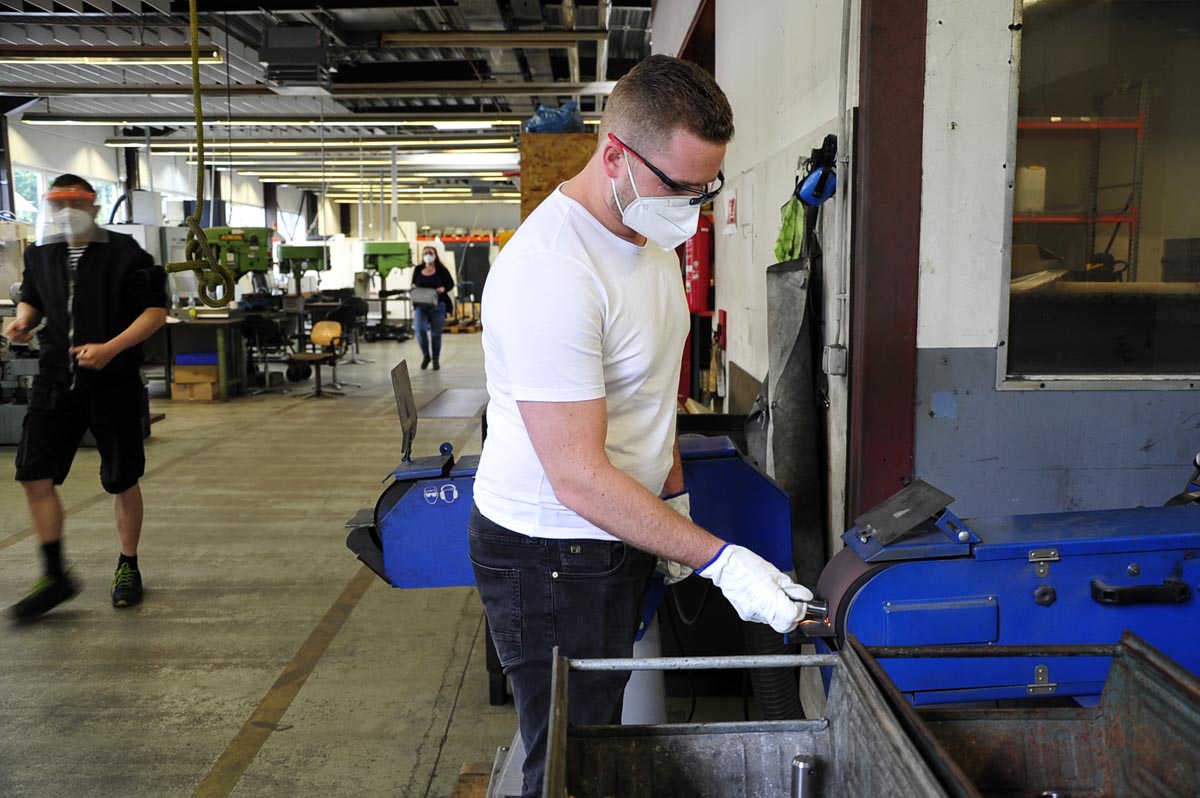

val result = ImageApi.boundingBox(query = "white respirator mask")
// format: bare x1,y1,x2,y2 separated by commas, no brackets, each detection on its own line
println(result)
423,253,436,265
54,207,95,240
611,153,702,251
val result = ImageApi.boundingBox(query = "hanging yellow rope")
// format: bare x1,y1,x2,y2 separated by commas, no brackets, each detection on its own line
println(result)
163,0,235,308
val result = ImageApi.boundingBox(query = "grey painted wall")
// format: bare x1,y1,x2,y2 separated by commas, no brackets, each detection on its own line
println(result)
914,347,1200,517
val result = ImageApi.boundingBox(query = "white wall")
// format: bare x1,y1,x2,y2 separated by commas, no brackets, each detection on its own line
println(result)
650,0,704,56
692,0,858,539
346,200,519,234
137,153,196,198
219,171,265,209
713,0,848,381
9,122,120,183
918,1,1022,351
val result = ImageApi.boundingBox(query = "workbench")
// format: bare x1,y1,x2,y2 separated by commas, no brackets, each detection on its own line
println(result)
158,316,246,401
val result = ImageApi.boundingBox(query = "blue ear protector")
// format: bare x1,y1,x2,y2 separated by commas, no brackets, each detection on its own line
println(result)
795,133,838,207
798,167,836,206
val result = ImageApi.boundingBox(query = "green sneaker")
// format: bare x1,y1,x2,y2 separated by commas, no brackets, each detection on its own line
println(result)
9,571,81,621
111,562,143,608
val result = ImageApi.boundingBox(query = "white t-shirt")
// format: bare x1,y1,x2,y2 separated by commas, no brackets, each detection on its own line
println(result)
474,187,689,541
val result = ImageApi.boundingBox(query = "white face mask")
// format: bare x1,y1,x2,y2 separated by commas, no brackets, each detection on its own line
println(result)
611,153,701,250
423,253,436,265
54,207,94,240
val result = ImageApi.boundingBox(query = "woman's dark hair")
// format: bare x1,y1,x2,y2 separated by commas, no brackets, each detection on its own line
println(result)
421,247,446,270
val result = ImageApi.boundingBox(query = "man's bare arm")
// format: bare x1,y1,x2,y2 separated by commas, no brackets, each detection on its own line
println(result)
518,398,722,569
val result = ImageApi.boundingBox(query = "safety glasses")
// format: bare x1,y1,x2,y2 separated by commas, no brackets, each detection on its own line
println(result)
608,133,724,206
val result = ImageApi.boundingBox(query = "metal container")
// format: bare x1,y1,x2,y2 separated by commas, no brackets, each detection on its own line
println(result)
542,648,957,798
863,632,1200,798
542,633,1200,797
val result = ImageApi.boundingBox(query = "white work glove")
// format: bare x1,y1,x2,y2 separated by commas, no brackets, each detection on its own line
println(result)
656,492,695,585
697,543,813,634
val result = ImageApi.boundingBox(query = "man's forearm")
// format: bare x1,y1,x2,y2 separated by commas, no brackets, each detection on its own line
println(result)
107,307,167,354
557,463,722,569
16,301,42,327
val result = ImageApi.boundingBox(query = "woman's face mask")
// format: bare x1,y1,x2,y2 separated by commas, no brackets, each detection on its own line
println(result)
423,253,436,265
611,153,701,251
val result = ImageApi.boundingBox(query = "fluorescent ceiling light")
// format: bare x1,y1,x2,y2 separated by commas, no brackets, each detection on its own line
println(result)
327,197,520,205
23,116,530,127
0,45,221,65
120,137,516,150
432,121,494,131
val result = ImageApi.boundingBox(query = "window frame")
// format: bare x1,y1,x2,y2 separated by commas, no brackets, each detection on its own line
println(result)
995,0,1200,392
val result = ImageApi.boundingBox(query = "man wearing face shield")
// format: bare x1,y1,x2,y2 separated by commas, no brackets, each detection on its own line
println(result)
7,174,167,621
470,56,815,796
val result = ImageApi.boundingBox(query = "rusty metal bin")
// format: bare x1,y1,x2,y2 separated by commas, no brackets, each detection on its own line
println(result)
866,632,1200,798
544,633,1200,798
543,645,956,798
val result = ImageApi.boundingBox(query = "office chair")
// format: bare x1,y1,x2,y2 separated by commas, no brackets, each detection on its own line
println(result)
241,314,291,395
286,320,343,399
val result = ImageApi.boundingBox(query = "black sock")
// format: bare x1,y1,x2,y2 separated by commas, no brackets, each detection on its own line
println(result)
118,553,139,572
42,539,64,579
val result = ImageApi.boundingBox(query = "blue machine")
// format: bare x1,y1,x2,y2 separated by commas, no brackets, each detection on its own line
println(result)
347,435,792,590
815,478,1200,705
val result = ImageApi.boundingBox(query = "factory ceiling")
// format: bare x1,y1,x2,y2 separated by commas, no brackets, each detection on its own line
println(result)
0,0,652,201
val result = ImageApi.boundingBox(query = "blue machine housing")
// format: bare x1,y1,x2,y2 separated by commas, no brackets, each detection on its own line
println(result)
823,504,1200,705
369,436,793,590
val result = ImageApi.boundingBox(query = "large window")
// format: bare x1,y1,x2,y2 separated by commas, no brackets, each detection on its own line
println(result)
12,167,120,229
13,167,42,225
1007,0,1199,377
228,203,266,228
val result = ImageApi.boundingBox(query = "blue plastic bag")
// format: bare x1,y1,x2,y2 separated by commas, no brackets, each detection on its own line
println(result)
524,100,585,134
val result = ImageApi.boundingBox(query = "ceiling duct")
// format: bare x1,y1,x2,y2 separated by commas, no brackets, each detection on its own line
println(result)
260,25,331,96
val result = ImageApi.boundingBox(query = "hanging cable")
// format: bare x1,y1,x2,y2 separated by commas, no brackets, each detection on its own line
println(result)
163,0,235,308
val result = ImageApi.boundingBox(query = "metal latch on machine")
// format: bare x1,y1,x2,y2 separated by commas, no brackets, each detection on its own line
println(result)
1028,548,1060,577
1027,663,1058,695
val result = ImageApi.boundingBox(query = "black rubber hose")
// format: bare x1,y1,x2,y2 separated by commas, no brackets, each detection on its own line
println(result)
744,621,804,720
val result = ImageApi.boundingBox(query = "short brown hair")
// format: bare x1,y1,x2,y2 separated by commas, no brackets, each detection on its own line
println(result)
599,55,734,154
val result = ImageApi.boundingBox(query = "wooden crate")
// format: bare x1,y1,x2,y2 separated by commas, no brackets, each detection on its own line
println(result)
519,132,597,220
451,761,492,798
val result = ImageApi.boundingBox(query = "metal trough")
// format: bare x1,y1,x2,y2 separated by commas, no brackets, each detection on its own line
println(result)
543,633,1200,798
868,632,1200,798
543,646,956,798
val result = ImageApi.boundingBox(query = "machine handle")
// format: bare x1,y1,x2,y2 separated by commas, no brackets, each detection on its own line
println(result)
1090,577,1190,606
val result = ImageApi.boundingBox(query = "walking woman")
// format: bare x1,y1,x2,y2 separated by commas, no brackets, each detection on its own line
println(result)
411,246,455,370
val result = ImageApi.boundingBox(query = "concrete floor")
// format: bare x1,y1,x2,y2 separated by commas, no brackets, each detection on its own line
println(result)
0,333,516,797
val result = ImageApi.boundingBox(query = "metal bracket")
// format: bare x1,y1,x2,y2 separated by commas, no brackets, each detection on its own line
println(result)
1029,548,1060,578
1027,663,1058,695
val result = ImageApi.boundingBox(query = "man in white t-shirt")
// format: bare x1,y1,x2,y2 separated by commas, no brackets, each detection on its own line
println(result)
471,55,814,796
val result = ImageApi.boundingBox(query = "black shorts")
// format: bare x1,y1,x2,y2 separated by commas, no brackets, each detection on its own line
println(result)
15,377,146,495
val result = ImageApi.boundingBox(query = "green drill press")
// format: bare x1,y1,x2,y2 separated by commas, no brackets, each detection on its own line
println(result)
362,241,412,341
203,226,275,295
277,243,331,295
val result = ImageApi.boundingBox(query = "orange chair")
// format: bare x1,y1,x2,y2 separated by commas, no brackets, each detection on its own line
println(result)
287,320,343,399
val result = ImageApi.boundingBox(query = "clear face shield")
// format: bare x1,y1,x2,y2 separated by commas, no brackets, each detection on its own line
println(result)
36,186,109,246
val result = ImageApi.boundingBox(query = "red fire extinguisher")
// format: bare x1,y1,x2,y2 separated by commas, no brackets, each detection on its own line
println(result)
683,213,714,314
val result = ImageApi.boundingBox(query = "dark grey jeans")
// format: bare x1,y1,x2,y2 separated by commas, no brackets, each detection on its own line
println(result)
468,504,655,798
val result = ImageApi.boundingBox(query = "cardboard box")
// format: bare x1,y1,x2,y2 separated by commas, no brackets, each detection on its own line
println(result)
170,382,216,402
173,364,220,384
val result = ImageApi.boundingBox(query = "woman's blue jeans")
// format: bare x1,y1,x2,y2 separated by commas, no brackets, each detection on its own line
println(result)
413,304,446,361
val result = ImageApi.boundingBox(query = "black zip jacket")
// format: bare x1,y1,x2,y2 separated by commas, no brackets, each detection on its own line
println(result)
20,230,167,386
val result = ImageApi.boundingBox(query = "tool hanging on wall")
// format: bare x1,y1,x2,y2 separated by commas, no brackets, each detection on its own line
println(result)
796,133,838,208
162,0,235,308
